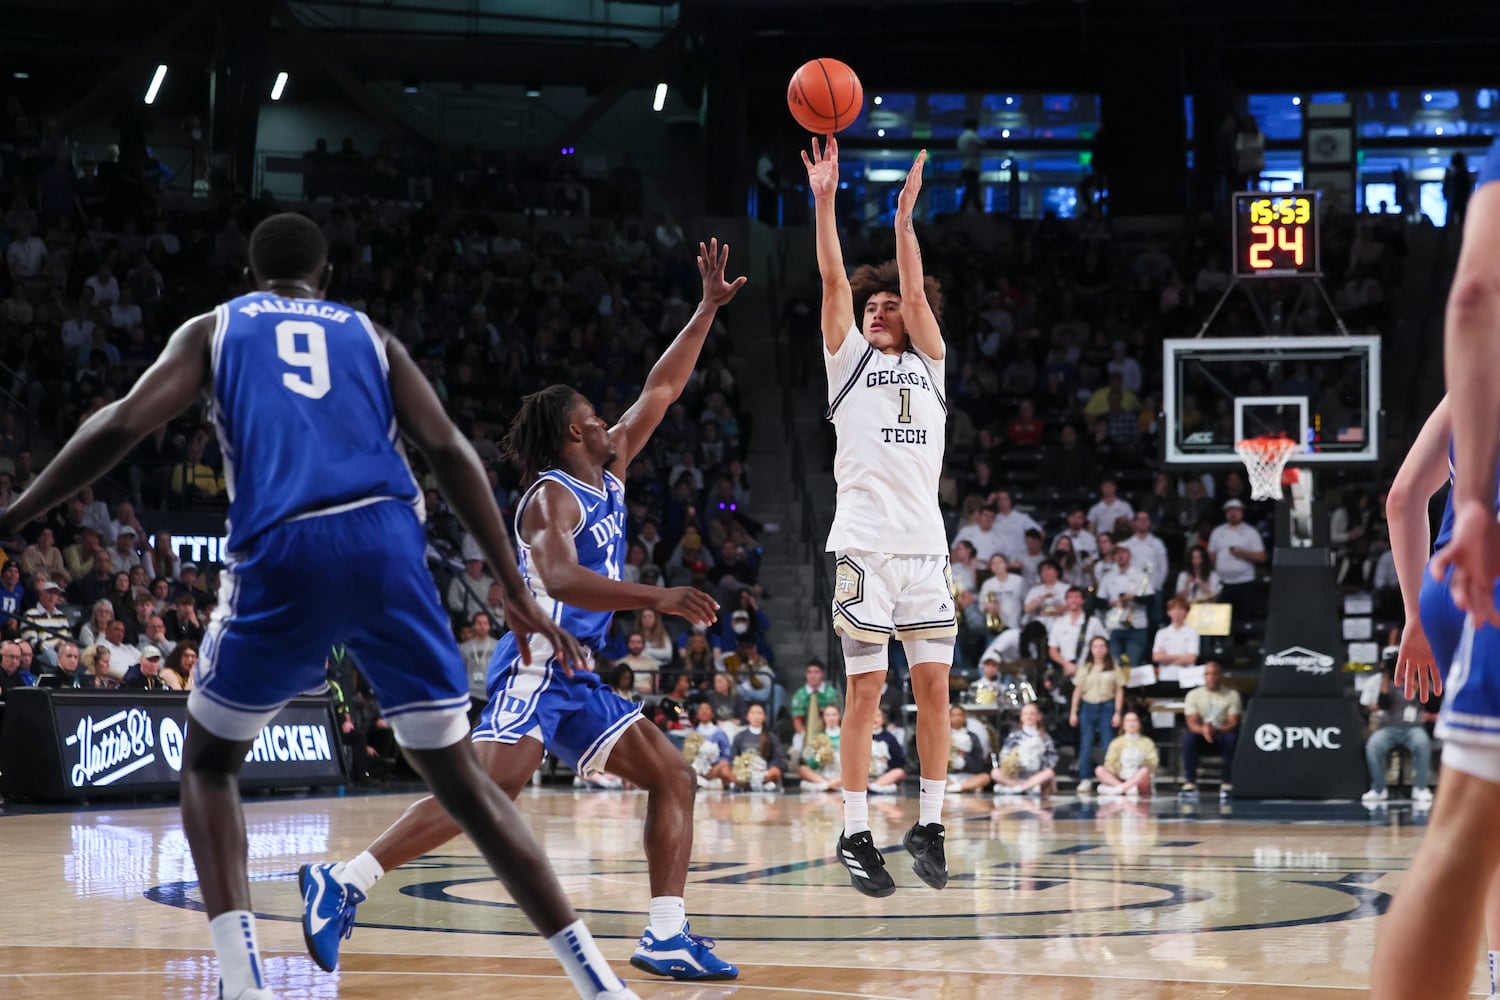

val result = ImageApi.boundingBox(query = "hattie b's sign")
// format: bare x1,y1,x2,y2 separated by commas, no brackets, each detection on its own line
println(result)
0,689,345,800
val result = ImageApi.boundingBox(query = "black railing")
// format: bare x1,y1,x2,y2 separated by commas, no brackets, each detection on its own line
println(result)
765,251,840,685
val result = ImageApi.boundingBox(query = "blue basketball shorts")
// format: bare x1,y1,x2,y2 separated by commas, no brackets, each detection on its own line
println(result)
471,632,642,777
1435,574,1500,750
1419,557,1466,679
188,499,471,750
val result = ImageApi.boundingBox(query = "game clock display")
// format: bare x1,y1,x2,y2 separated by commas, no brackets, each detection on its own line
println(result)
1232,191,1321,277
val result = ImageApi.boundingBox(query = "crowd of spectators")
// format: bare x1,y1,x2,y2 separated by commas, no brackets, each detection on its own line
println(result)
0,94,794,790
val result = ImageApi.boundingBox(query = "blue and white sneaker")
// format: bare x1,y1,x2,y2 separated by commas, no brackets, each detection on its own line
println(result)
629,922,739,980
299,862,366,973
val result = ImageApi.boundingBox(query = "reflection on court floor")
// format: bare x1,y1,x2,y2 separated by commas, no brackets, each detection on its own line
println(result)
0,787,1471,998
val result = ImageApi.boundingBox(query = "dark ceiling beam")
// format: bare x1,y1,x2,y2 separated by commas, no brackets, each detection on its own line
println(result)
267,32,642,87
55,3,211,133
553,24,685,148
270,0,442,142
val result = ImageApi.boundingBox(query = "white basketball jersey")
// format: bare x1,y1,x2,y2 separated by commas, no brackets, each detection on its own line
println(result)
823,324,948,555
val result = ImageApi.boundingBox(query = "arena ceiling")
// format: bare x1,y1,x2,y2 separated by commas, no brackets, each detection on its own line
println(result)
4,0,1500,130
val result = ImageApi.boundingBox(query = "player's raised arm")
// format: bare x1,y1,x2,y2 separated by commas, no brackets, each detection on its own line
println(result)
894,149,944,361
1385,397,1451,699
608,239,745,476
802,135,854,351
384,331,585,671
1433,168,1500,624
0,314,213,535
522,481,717,627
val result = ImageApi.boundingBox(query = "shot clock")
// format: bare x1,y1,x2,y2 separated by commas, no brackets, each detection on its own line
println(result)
1232,190,1321,277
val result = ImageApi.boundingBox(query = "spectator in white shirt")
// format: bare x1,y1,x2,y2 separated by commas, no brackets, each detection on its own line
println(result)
1121,510,1170,626
1175,545,1223,604
99,618,141,677
1023,560,1069,628
83,262,120,307
1047,586,1108,682
955,505,1006,564
1207,500,1266,623
5,222,46,279
61,303,97,364
1101,546,1152,669
1017,529,1048,590
991,490,1043,564
1052,508,1100,561
950,539,981,595
108,289,143,330
1087,478,1135,536
979,554,1025,631
447,557,494,619
1153,597,1201,669
1106,341,1143,394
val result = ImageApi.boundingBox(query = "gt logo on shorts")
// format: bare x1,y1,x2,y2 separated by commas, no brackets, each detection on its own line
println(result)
836,558,864,599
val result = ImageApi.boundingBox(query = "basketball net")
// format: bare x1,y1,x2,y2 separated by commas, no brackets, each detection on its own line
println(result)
1235,436,1301,502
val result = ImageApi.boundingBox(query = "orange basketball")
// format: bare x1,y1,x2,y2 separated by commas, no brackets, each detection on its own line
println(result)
787,58,864,135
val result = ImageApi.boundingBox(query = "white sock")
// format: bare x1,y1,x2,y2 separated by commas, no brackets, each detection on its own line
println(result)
546,919,625,998
209,910,265,997
340,851,385,894
648,895,686,939
919,777,946,826
1489,949,1499,993
843,790,870,836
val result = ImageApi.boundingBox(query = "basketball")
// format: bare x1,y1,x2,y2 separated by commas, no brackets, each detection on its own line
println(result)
787,58,864,134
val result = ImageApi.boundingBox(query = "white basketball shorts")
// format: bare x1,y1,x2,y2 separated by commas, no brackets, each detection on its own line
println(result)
832,549,959,651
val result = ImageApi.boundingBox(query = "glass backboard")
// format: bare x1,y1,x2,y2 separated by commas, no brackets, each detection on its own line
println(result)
1162,336,1380,465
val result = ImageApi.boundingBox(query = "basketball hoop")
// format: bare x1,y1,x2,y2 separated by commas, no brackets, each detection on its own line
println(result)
1235,436,1301,502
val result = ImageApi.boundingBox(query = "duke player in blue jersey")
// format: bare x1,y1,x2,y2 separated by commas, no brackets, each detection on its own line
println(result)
0,214,641,1000
1375,139,1500,1000
303,240,744,982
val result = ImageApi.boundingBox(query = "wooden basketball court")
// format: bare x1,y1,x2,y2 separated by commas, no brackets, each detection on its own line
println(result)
0,787,1474,997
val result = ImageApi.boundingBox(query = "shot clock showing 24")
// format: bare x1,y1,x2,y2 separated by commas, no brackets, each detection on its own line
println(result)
1232,190,1321,277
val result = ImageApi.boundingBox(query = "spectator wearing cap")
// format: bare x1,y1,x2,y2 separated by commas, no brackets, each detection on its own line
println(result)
0,639,35,693
447,554,494,620
1208,499,1266,624
110,524,145,573
176,562,212,609
722,632,781,717
163,590,206,643
108,501,145,550
21,579,70,651
122,644,169,691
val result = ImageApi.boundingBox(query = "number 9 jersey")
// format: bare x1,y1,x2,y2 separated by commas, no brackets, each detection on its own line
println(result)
822,325,949,556
210,292,423,555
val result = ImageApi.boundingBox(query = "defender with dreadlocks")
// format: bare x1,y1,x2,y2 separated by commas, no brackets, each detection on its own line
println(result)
303,239,744,982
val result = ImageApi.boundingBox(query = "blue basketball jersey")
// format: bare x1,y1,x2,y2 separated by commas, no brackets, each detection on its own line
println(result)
1478,136,1500,191
210,292,422,554
514,468,627,651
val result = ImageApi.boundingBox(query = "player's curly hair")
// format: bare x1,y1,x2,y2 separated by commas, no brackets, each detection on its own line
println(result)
504,384,581,484
247,212,327,283
848,259,944,326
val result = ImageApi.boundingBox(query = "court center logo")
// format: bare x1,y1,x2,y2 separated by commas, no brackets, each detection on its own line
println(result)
1264,646,1336,674
1255,724,1284,752
145,846,1393,941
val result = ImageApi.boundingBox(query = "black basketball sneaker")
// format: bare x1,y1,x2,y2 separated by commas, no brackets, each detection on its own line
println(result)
903,822,949,890
837,830,896,897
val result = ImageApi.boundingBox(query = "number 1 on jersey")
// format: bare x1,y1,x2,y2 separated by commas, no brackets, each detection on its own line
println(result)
898,387,912,424
275,320,331,399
